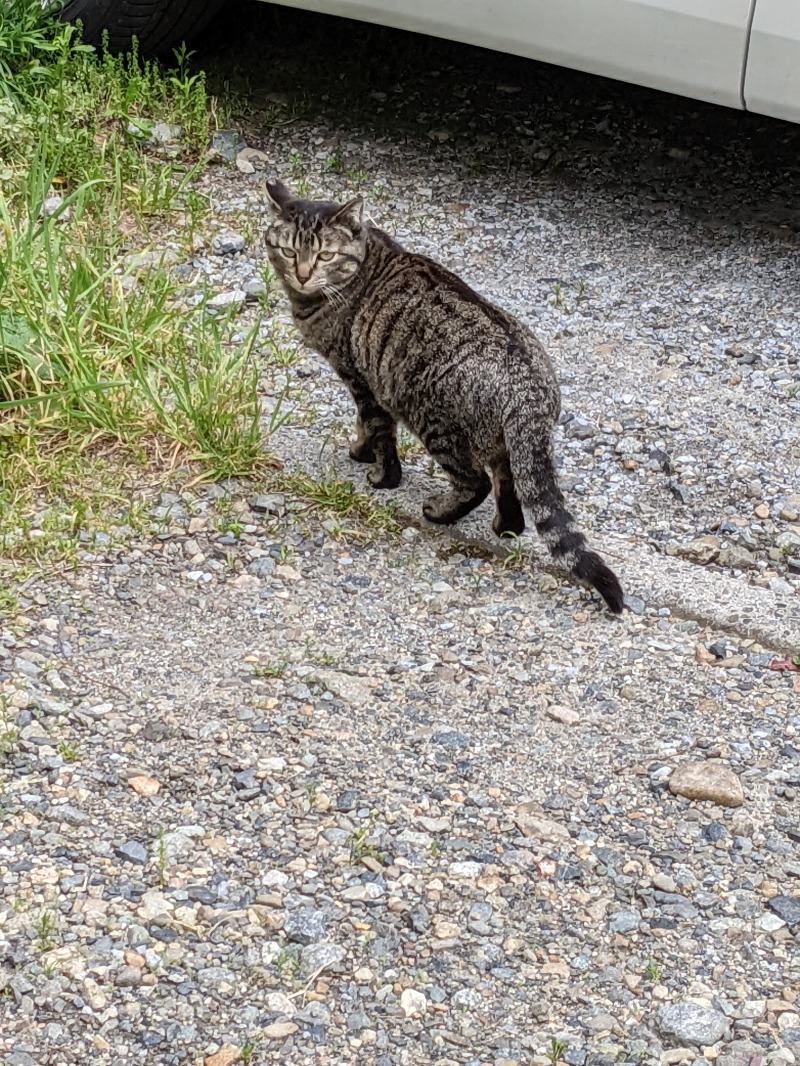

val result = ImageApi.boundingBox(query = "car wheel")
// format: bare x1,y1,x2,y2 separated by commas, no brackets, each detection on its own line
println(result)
60,0,229,54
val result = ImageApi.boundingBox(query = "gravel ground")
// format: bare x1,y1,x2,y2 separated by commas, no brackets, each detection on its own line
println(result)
2,7,800,1065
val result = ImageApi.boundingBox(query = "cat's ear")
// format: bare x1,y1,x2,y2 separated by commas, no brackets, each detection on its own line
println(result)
331,195,364,231
265,180,294,216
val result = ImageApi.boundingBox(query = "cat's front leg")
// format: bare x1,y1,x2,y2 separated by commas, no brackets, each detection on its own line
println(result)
346,385,402,489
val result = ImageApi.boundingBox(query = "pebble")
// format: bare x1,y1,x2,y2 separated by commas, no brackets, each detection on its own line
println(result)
204,1047,241,1066
115,840,148,865
264,1022,299,1040
768,896,800,927
546,704,581,725
656,1003,729,1046
608,910,640,934
285,909,327,945
668,762,744,807
400,989,428,1017
206,289,246,313
212,232,246,255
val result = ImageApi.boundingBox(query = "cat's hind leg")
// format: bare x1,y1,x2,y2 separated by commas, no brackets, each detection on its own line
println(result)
422,432,491,524
490,453,526,537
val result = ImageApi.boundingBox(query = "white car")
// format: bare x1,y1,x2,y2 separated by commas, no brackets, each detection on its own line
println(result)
64,0,800,124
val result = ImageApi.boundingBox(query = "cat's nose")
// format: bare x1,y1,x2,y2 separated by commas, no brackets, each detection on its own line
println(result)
297,268,312,284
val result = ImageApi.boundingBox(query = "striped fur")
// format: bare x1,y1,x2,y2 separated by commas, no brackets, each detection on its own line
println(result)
264,181,624,613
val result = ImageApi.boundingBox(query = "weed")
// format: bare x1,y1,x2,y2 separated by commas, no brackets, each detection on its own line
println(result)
215,515,243,537
0,2,282,573
275,948,301,982
241,1041,257,1064
252,661,288,679
0,698,19,759
501,533,526,570
0,589,20,616
546,1038,568,1066
56,740,80,763
548,282,570,313
33,908,58,952
312,650,337,666
644,958,661,981
348,813,383,864
274,469,400,540
396,428,420,460
264,338,299,369
429,839,443,859
286,152,310,196
154,829,168,888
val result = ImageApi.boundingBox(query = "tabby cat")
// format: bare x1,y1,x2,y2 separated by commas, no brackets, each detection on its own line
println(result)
264,181,624,613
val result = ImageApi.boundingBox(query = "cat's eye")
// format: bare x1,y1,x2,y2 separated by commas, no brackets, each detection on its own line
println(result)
318,251,335,261
281,247,296,258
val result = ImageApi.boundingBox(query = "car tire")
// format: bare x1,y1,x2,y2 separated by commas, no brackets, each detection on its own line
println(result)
60,0,229,54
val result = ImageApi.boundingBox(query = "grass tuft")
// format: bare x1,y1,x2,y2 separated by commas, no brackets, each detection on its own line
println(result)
0,2,282,570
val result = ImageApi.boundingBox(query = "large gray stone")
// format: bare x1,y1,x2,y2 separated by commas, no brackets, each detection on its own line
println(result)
656,1003,729,1046
285,909,326,945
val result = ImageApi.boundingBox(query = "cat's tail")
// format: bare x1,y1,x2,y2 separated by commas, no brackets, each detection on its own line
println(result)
506,422,624,614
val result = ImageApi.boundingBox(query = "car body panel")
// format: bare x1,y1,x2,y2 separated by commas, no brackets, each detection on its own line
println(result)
266,0,753,109
744,0,800,123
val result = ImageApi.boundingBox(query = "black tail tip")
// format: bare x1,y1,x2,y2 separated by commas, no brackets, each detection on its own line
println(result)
574,551,624,614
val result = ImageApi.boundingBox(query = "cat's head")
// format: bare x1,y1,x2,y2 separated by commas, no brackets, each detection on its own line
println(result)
263,181,366,295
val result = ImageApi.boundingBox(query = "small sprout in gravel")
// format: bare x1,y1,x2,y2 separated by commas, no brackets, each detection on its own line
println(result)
546,1038,568,1066
252,660,288,679
216,514,243,537
33,908,58,952
275,948,301,983
303,637,337,665
548,282,570,313
241,1042,257,1064
0,698,20,758
155,829,168,888
502,533,526,569
644,958,662,981
429,839,443,859
349,813,383,864
265,337,299,368
397,428,420,459
0,589,20,615
56,740,81,763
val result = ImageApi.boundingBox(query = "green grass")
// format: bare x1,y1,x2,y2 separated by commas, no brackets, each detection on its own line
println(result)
0,697,19,759
56,740,80,763
546,1038,568,1066
33,908,59,952
272,469,401,540
0,2,283,573
252,661,288,679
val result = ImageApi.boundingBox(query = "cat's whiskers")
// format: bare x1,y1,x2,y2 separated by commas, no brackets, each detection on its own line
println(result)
321,283,347,310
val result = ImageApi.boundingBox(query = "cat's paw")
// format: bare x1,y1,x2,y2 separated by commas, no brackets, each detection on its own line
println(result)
368,459,402,489
422,493,464,524
492,510,526,537
349,439,376,464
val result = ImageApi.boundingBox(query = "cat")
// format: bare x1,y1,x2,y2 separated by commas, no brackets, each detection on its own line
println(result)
263,180,624,614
